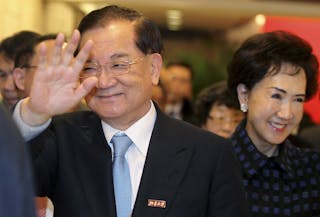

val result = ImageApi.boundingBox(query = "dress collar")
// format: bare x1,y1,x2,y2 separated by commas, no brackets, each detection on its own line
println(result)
231,119,295,178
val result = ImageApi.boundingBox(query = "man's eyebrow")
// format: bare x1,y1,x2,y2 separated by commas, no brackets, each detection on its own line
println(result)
110,53,129,60
85,54,130,63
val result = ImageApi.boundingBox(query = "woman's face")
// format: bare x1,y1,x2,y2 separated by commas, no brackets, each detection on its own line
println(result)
203,104,244,138
238,63,306,148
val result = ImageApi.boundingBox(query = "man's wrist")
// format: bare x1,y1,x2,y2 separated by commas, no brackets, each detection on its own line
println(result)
21,98,51,126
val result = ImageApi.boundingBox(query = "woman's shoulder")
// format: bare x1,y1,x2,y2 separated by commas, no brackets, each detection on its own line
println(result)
284,139,320,168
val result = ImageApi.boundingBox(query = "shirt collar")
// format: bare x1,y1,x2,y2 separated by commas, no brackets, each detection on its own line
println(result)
165,102,182,113
102,101,157,157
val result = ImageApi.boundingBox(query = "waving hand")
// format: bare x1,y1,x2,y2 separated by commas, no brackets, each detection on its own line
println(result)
21,30,97,126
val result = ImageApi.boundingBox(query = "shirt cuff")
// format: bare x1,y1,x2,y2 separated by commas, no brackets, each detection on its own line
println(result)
12,99,51,141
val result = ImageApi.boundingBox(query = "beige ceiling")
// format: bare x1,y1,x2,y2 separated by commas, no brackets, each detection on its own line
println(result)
50,0,320,32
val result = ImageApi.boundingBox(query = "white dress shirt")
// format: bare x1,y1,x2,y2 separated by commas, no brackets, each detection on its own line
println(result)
13,100,51,141
102,101,156,208
164,102,182,120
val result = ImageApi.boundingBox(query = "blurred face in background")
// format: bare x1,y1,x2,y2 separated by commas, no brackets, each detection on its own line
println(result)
203,103,244,138
166,65,192,103
0,53,18,110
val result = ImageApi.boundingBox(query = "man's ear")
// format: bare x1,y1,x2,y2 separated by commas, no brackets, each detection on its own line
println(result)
13,68,26,91
150,53,162,85
237,83,249,112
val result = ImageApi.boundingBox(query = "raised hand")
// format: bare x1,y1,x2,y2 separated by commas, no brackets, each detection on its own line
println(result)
21,30,98,126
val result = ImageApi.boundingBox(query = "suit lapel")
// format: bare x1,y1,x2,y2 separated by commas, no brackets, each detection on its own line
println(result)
132,112,194,217
74,113,116,217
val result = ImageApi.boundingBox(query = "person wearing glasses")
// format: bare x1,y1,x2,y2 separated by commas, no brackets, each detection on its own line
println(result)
13,5,249,217
228,31,320,217
194,80,244,138
0,31,40,111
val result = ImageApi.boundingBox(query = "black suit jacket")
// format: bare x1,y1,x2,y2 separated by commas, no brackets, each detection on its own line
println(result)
29,107,249,217
0,103,36,217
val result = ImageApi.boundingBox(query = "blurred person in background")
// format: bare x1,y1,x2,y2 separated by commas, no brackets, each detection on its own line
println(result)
0,31,40,111
194,80,244,138
228,30,320,217
162,61,195,123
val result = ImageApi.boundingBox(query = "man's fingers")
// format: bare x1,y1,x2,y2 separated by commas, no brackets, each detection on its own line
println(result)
51,33,65,66
36,42,48,77
72,40,93,74
62,30,80,67
74,76,97,100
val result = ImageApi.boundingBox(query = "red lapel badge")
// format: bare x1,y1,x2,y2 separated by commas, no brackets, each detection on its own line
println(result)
147,199,166,208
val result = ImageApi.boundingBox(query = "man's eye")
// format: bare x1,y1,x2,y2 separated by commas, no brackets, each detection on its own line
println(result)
83,66,97,72
271,93,282,100
217,116,224,121
0,72,8,79
112,62,128,69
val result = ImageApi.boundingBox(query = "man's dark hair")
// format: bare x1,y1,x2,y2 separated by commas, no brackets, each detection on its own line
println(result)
15,34,58,68
166,61,194,79
78,5,163,55
0,31,40,61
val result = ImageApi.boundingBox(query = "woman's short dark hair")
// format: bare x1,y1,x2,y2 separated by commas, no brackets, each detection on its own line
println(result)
227,31,319,101
78,5,163,55
194,80,240,126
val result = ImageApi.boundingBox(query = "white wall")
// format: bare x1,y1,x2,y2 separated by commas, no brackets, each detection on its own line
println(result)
0,0,43,39
0,0,78,39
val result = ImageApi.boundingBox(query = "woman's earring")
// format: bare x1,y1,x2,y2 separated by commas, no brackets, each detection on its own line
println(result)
240,104,248,112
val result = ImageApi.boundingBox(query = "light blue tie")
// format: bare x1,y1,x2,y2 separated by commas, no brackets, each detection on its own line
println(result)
111,134,132,217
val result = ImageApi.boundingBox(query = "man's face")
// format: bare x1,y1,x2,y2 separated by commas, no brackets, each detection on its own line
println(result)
0,53,19,110
79,20,162,129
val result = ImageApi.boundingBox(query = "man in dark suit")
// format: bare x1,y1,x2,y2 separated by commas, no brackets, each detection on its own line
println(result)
162,61,196,124
0,31,40,112
13,5,249,217
0,103,36,217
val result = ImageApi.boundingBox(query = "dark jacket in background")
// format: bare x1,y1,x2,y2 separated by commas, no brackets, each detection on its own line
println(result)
0,103,36,217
